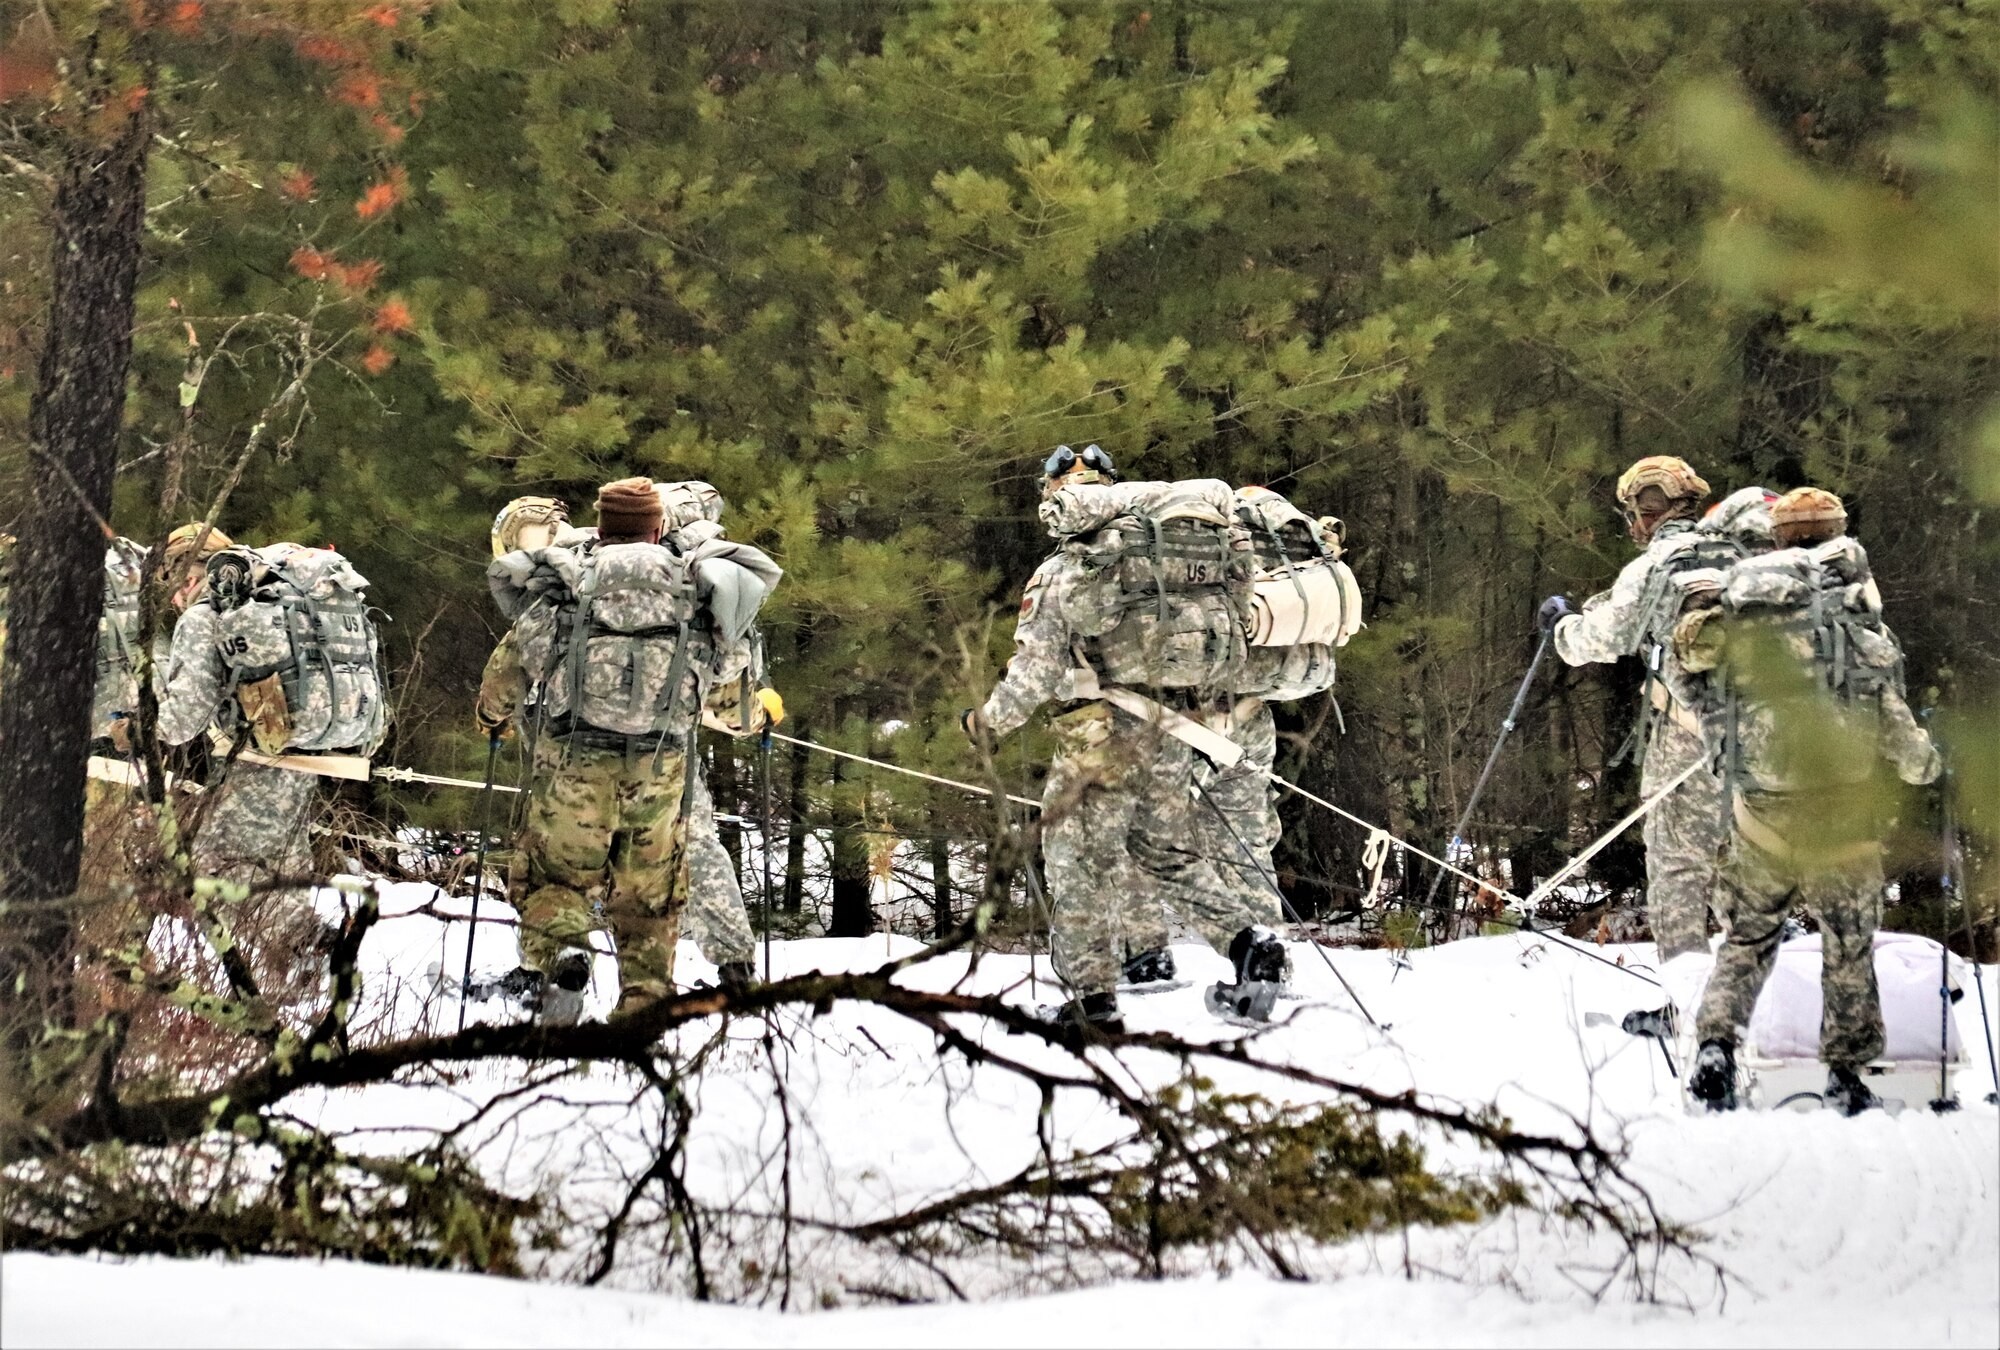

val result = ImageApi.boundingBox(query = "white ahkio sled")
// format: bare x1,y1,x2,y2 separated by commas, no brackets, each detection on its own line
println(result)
1608,931,1982,1115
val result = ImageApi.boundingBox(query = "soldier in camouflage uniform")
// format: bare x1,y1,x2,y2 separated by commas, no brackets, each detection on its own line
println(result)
967,446,1283,1034
479,478,778,1021
153,523,327,978
656,481,779,988
1675,488,1941,1115
481,494,767,989
1541,456,1726,961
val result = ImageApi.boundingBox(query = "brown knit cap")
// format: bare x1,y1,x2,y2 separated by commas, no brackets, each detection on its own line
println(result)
595,476,664,540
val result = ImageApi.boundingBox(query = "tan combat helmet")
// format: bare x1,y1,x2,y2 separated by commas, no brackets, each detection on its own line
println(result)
161,521,236,574
1770,486,1847,548
490,496,568,558
1614,455,1710,544
159,522,237,614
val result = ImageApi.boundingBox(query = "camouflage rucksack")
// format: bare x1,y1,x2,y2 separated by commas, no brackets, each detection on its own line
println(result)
1040,478,1253,691
205,544,387,754
1678,534,1904,794
510,540,707,744
1229,486,1364,702
92,537,148,732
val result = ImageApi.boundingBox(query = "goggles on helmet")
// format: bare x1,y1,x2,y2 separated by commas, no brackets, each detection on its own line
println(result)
1043,443,1115,479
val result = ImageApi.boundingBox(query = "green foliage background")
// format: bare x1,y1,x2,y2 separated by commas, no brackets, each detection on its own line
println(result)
3,0,1993,928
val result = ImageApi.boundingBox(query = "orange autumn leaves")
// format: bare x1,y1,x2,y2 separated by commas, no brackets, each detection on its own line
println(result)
354,166,408,220
364,294,411,372
286,247,411,376
288,246,380,291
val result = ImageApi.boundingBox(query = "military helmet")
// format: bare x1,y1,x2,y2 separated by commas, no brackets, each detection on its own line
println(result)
1615,455,1710,508
490,496,568,558
1771,486,1846,542
161,522,236,572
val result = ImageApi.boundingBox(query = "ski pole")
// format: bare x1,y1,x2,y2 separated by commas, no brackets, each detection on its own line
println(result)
760,723,776,985
1934,930,1957,1114
1425,624,1555,937
1937,730,2000,1105
456,732,502,1033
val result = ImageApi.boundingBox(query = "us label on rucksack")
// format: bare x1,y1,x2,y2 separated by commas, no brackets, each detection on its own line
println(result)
512,541,706,740
1043,479,1252,690
1229,486,1362,701
207,544,386,755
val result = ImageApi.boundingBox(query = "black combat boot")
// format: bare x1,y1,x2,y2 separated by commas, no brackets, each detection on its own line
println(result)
1688,1038,1738,1112
535,950,592,1026
717,960,758,991
1121,948,1177,987
1824,1064,1882,1117
1056,991,1126,1041
1205,926,1288,1023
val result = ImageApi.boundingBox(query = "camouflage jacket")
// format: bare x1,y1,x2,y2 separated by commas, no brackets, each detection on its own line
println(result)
980,552,1083,738
156,600,229,747
1553,518,1699,669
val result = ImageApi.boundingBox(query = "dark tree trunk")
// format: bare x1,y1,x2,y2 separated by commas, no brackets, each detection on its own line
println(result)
929,828,953,938
0,109,150,1048
0,114,150,895
710,738,741,881
827,758,873,937
782,729,809,913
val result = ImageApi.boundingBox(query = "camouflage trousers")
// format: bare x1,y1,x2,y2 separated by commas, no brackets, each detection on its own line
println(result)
1695,793,1886,1069
193,759,319,888
1641,712,1724,961
188,760,323,991
514,738,692,1006
685,759,757,965
1127,697,1283,959
1044,701,1277,997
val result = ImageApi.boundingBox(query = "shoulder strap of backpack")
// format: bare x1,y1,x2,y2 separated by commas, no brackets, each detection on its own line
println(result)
559,551,604,755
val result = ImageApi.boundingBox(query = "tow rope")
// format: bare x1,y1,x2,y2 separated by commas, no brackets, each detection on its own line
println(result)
763,730,1041,809
138,727,1697,994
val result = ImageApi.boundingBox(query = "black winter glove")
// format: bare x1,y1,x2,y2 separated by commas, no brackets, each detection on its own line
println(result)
1537,595,1574,633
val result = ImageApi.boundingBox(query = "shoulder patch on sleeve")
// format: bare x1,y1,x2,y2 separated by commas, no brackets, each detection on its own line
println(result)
1019,578,1044,622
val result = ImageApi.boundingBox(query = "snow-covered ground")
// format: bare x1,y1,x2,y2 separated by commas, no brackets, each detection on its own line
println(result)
5,878,1996,1348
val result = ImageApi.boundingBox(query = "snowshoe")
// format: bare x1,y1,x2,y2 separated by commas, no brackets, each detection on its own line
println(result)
1206,926,1289,1024
1206,979,1281,1024
1620,1004,1677,1041
534,951,593,1026
1688,1038,1739,1113
444,963,545,1005
1029,992,1126,1043
1118,975,1192,995
1121,948,1176,987
1824,1065,1885,1118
